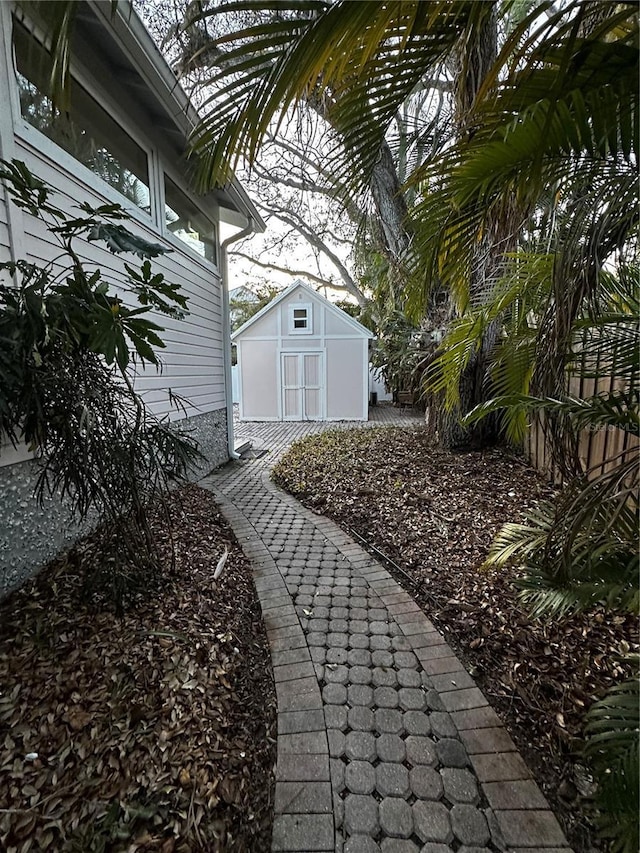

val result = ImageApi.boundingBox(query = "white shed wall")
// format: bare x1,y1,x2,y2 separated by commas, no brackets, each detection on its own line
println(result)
324,307,357,337
326,338,368,420
244,307,278,337
281,337,322,350
238,339,279,419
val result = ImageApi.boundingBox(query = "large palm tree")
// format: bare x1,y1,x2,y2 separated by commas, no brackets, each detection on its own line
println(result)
181,0,509,444
16,1,640,843
179,0,491,294
176,8,638,839
24,0,639,453
177,0,636,438
420,1,638,415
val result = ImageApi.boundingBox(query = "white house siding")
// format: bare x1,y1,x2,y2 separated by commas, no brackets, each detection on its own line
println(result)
13,134,226,422
0,3,253,598
1,161,229,596
0,143,229,596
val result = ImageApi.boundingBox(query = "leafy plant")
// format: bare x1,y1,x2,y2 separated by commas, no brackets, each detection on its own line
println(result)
483,453,639,619
463,254,639,848
472,258,639,620
369,310,429,401
0,159,200,610
583,666,640,853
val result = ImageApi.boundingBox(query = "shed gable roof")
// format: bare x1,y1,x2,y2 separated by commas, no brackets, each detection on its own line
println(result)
231,280,373,340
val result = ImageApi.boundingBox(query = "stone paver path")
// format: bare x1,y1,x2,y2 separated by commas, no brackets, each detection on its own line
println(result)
200,408,572,853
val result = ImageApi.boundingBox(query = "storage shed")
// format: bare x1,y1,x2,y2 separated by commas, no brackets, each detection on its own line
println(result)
232,281,373,421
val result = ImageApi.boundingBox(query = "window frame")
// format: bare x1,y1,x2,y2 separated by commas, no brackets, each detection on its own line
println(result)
162,170,219,269
11,15,157,228
9,11,221,274
289,302,313,335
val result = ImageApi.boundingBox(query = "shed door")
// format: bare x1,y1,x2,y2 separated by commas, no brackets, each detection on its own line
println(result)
280,352,324,420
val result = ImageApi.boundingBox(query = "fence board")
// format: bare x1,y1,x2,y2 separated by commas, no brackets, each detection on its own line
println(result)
527,353,636,482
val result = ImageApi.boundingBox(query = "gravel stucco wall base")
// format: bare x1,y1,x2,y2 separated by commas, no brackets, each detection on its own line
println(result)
0,407,229,599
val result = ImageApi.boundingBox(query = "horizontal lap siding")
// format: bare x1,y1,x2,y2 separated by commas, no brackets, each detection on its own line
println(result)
132,367,224,384
138,385,225,422
14,138,225,419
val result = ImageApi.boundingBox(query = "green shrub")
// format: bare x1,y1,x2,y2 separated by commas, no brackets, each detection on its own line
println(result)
0,159,200,610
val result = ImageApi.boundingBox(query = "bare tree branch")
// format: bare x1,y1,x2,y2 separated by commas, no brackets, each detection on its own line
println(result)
252,200,365,304
416,76,453,93
252,161,333,198
264,134,365,224
229,251,340,289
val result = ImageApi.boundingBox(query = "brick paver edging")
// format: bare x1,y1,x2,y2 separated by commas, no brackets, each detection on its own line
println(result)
201,424,573,853
211,489,335,852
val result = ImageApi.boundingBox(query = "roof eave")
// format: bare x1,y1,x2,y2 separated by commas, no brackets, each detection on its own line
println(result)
87,0,263,229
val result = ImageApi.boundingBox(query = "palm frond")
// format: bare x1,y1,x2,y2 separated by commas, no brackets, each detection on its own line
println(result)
517,550,639,618
424,249,553,436
483,502,556,568
407,4,638,308
188,1,479,192
583,670,640,853
584,672,640,754
485,447,639,619
465,390,640,437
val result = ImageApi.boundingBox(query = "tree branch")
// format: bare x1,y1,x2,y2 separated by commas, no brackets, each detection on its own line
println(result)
415,76,453,93
263,134,364,224
252,200,366,305
229,251,340,290
252,161,335,198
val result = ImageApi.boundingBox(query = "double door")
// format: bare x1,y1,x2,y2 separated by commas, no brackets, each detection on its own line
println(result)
280,352,324,420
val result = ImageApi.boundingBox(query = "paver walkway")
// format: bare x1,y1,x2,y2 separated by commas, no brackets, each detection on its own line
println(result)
200,407,572,853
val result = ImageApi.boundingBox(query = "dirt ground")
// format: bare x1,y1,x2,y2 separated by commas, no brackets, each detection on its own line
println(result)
272,425,638,853
0,485,276,853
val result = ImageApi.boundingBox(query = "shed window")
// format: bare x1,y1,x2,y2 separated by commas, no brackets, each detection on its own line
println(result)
290,303,312,334
13,20,151,213
165,176,218,265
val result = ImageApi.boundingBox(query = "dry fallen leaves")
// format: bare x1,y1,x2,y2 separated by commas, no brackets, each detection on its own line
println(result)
0,486,276,852
274,426,639,853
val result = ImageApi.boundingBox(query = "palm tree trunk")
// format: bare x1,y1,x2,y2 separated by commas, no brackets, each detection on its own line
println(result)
439,4,501,450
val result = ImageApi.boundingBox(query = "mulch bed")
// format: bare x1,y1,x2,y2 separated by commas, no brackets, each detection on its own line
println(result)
0,485,276,853
272,425,639,853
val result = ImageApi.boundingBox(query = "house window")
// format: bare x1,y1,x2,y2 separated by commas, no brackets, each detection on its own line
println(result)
12,20,151,213
290,303,312,334
164,176,218,265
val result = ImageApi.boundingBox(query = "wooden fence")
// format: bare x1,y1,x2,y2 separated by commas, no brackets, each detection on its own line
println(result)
526,343,639,482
